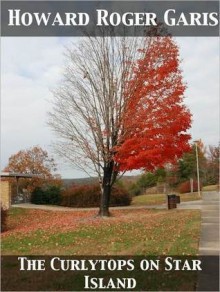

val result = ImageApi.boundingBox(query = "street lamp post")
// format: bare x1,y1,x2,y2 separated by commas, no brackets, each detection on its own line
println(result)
194,140,201,198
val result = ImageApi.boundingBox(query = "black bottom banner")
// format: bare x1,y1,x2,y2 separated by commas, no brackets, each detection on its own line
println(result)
1,256,219,291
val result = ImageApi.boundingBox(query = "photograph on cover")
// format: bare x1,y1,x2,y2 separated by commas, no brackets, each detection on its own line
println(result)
0,1,219,291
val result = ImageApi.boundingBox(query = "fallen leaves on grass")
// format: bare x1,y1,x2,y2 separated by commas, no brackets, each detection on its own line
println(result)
3,208,162,237
3,208,196,239
2,208,200,256
3,209,96,236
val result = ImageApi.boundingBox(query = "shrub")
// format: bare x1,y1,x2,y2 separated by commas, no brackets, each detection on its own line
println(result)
127,172,159,197
31,187,44,204
61,184,131,208
1,205,8,232
110,186,132,206
204,175,218,186
61,185,99,207
138,172,157,188
128,183,142,196
31,185,62,205
178,180,202,194
44,186,62,205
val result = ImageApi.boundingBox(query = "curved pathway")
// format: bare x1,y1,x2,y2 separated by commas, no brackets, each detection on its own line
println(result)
11,203,168,211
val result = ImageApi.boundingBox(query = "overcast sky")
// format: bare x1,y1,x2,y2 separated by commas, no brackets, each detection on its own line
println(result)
1,37,219,178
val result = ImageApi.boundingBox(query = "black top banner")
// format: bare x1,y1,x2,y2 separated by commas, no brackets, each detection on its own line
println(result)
1,1,220,36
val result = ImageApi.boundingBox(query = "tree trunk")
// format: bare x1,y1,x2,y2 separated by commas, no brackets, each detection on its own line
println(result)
99,163,114,217
99,183,111,217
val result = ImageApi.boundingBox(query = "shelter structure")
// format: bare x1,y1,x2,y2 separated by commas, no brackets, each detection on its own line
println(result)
0,172,42,208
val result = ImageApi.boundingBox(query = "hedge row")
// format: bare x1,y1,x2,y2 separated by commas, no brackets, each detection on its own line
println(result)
61,184,131,208
30,184,131,208
31,186,62,205
178,180,201,194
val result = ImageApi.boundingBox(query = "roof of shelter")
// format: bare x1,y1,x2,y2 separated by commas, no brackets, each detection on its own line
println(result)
0,172,42,178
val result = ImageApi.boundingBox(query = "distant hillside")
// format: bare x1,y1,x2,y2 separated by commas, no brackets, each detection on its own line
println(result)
62,177,98,187
62,175,140,187
121,175,141,184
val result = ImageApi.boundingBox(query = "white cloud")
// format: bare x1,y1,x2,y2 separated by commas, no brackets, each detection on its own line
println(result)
0,37,81,177
1,37,219,178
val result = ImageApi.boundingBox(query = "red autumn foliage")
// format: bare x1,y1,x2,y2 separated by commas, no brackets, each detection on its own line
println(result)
61,184,131,208
179,180,201,194
115,37,191,171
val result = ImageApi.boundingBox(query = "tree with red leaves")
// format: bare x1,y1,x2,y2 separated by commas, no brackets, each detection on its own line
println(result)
49,36,191,216
115,36,191,171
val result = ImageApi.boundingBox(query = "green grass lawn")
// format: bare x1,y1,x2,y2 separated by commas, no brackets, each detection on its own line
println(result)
202,184,219,191
2,207,201,256
132,192,201,206
1,207,201,291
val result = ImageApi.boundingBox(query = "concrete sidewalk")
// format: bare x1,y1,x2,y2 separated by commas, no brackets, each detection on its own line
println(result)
197,191,219,292
199,191,219,255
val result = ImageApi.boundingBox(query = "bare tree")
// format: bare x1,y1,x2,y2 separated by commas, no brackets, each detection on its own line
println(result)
48,37,145,216
206,144,219,184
